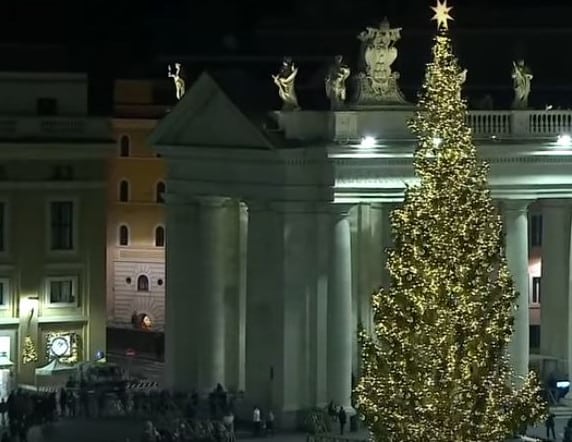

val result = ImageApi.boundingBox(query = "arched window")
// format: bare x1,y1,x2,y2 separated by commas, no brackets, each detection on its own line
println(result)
137,275,149,292
119,180,129,202
119,224,129,246
119,135,130,157
156,181,165,203
155,226,165,247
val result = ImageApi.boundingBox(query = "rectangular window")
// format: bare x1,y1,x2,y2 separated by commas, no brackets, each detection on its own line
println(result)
530,214,543,247
47,277,77,306
50,201,74,251
0,279,10,308
52,166,73,181
36,98,58,116
532,276,541,304
0,202,5,252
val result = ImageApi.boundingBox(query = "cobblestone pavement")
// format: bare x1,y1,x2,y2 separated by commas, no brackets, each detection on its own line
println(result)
11,415,568,442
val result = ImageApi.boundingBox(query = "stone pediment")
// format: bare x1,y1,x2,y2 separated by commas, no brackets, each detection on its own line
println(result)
150,71,275,150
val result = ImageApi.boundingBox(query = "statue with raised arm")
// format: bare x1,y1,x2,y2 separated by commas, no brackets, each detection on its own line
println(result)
272,57,300,111
512,59,533,109
168,63,186,100
353,18,407,106
325,55,351,110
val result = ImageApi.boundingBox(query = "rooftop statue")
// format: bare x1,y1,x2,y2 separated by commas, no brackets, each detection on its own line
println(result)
272,57,300,111
168,63,186,101
353,18,408,106
459,68,467,99
325,55,351,110
512,59,533,110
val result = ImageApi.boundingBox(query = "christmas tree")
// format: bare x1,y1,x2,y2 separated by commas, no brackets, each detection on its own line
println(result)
355,2,546,441
22,335,38,364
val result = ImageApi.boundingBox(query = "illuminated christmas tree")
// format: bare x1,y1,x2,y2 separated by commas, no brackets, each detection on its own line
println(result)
355,2,546,441
22,335,38,364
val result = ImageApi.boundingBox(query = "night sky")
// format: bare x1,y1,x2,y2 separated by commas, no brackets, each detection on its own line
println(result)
2,0,572,112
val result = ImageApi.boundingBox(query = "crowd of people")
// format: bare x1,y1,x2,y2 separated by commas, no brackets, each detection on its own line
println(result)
0,389,57,442
0,382,353,442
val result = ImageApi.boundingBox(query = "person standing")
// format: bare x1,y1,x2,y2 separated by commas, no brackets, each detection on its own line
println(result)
252,406,261,437
546,412,556,440
338,406,347,435
266,410,275,436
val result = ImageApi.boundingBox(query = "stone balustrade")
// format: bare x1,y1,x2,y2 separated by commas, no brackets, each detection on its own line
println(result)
275,110,572,142
0,116,111,140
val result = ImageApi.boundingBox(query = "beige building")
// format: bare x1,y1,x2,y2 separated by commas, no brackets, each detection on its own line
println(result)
0,72,113,391
107,79,169,330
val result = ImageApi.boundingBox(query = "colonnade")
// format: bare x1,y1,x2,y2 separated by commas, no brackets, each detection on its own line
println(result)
164,195,567,423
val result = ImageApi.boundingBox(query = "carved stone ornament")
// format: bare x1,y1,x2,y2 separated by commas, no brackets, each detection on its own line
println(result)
352,18,408,106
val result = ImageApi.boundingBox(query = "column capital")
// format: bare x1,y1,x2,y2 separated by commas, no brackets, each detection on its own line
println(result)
501,199,533,213
328,203,355,219
540,198,572,210
370,202,399,212
195,196,230,208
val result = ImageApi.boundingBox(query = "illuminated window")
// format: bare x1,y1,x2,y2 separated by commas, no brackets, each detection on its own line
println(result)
119,225,129,246
120,135,130,157
156,182,165,203
532,277,541,304
119,180,129,202
155,226,165,247
137,275,149,292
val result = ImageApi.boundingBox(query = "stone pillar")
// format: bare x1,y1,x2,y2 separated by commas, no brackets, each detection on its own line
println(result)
165,201,199,391
372,203,395,290
197,197,227,390
540,200,572,377
503,200,531,382
327,207,353,410
245,203,279,411
245,202,317,426
237,203,248,391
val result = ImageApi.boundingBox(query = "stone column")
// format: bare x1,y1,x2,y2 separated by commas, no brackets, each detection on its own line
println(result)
503,200,531,382
372,203,395,290
327,206,353,410
245,203,278,411
165,200,199,391
540,200,572,377
197,197,227,390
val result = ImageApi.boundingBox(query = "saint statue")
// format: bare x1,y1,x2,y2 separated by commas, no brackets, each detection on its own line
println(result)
458,68,467,99
168,63,186,101
272,57,300,111
511,59,533,110
325,55,351,110
353,18,407,106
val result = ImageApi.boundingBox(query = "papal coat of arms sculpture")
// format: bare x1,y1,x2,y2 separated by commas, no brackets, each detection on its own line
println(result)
352,17,409,107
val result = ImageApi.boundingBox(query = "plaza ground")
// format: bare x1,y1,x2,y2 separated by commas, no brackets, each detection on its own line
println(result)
13,414,569,442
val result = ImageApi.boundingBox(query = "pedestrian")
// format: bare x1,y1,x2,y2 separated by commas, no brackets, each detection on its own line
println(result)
546,412,556,440
266,410,275,436
252,406,261,437
338,406,347,435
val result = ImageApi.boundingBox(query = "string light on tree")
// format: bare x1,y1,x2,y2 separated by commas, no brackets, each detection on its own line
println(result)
355,2,546,441
22,336,38,364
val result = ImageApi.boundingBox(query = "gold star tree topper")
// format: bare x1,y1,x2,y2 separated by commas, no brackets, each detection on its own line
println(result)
431,0,454,30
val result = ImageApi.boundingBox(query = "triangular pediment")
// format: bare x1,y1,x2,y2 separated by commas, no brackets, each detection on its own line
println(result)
150,71,274,149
